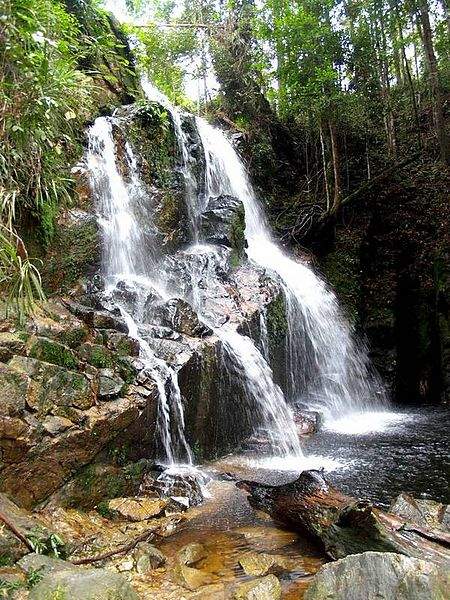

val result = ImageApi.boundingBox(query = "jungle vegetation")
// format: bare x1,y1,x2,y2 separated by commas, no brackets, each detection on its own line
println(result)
0,0,448,313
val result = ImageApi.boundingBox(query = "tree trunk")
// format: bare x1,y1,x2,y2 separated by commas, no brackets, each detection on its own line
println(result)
237,471,450,564
329,120,342,214
417,0,449,164
319,123,331,212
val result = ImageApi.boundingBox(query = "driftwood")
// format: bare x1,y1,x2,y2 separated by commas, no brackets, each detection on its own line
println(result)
237,470,450,565
71,530,156,565
0,510,35,553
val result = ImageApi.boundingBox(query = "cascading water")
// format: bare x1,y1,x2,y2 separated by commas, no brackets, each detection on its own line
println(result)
86,116,192,465
89,0,387,464
196,117,387,423
138,79,303,459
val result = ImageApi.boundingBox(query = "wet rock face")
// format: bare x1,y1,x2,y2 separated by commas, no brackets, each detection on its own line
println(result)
118,103,190,252
389,493,449,532
304,551,450,600
0,300,157,508
201,194,245,251
146,297,213,338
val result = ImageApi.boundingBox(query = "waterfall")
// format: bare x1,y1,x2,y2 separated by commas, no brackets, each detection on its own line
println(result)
87,0,387,464
196,118,387,422
86,116,192,466
138,80,303,459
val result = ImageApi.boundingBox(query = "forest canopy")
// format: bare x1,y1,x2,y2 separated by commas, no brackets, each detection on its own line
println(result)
0,0,448,314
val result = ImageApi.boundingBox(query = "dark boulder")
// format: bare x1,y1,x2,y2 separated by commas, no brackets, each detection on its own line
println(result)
201,194,245,251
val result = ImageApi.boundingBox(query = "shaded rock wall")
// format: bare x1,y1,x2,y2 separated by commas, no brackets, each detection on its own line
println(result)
320,164,449,404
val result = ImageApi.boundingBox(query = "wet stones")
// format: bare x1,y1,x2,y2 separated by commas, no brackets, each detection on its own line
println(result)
389,493,450,532
177,542,207,566
103,330,140,356
134,542,166,573
107,497,168,521
172,563,214,591
147,297,212,338
234,574,282,600
293,410,322,436
141,470,205,508
77,342,114,369
304,552,450,600
238,550,307,578
201,194,245,250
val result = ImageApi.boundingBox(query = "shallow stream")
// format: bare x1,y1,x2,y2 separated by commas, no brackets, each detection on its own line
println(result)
141,406,449,598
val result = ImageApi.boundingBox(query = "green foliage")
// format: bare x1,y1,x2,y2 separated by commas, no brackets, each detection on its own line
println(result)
0,567,44,596
0,228,46,322
26,567,45,588
0,0,93,315
0,0,94,239
96,500,113,518
127,22,197,107
27,533,65,558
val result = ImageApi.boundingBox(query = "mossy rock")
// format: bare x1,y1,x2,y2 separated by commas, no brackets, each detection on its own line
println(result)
77,343,114,369
51,461,146,510
0,332,27,363
27,337,79,370
266,293,287,348
321,240,362,327
42,215,100,295
8,356,95,415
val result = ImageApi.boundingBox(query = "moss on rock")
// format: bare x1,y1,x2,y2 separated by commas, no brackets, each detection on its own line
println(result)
27,337,79,370
41,216,100,295
77,343,114,369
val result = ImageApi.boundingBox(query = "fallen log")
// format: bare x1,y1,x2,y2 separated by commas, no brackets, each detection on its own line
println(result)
236,470,450,565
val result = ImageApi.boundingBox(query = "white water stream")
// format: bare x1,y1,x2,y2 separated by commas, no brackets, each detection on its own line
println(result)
196,118,388,425
86,116,192,465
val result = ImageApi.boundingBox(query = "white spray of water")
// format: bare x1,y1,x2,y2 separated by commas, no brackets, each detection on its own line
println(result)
139,81,303,459
196,117,388,424
86,116,192,466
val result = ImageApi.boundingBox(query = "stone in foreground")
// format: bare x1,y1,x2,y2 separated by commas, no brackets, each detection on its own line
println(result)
234,574,282,600
107,497,167,521
177,542,207,566
304,551,449,600
390,492,450,532
172,563,214,590
29,567,138,600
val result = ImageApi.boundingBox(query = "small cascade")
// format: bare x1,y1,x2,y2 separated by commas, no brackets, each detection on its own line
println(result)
219,328,302,457
86,116,192,466
196,117,387,422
